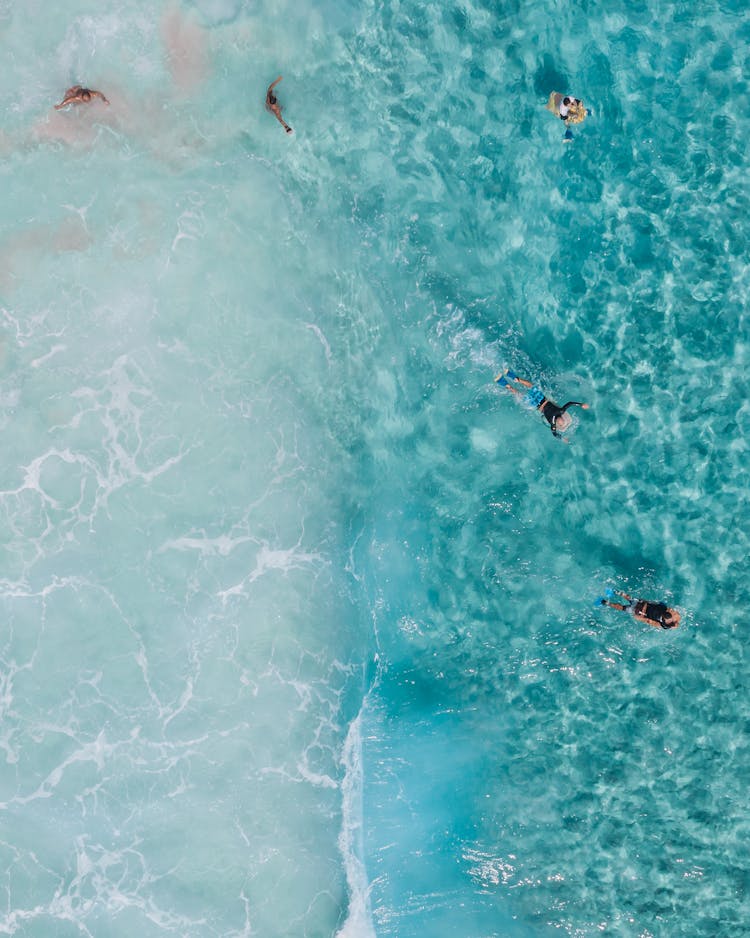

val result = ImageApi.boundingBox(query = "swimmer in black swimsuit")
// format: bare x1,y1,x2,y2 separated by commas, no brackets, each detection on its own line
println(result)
54,85,109,109
494,368,589,441
265,76,293,134
598,589,680,630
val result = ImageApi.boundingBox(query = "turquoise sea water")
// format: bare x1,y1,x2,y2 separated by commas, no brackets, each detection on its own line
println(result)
1,0,749,935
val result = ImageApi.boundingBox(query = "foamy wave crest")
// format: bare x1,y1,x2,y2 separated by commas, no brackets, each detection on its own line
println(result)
336,710,376,938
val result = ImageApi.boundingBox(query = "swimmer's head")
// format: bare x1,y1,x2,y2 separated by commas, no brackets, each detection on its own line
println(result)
555,412,572,432
663,610,680,629
81,90,91,101
562,96,572,106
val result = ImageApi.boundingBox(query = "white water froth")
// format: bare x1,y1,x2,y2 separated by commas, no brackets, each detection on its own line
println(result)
336,710,376,938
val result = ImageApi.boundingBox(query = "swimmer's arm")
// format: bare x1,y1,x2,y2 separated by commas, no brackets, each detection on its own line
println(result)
92,91,109,104
268,76,283,92
54,96,75,109
561,401,589,412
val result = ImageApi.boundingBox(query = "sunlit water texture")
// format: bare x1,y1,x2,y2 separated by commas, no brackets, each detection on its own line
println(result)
0,0,749,936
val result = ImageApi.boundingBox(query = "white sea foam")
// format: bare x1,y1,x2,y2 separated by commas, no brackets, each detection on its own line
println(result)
336,710,376,938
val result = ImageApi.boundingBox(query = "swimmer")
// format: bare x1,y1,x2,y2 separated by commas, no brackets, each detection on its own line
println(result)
494,368,589,441
265,76,293,134
54,85,109,109
595,589,681,630
545,92,590,141
558,95,582,122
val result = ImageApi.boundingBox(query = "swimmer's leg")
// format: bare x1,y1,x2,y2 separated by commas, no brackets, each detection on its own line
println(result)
595,597,628,610
564,128,573,142
494,373,524,395
494,368,533,394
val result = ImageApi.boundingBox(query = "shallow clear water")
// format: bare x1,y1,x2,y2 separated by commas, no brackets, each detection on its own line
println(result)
1,0,749,936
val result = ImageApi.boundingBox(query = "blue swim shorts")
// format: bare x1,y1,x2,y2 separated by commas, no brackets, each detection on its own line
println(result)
524,387,545,408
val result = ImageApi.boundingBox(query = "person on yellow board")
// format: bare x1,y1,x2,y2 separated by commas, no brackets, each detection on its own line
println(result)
545,92,590,141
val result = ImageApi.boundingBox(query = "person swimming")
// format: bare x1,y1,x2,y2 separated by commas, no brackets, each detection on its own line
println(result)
54,85,109,109
265,76,293,134
558,95,582,121
494,368,589,440
595,589,681,630
545,92,589,141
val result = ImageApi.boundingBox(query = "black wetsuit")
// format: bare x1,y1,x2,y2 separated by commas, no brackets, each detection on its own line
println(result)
540,400,585,437
635,600,675,629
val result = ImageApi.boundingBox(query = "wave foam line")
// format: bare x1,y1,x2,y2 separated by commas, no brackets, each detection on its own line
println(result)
336,710,376,938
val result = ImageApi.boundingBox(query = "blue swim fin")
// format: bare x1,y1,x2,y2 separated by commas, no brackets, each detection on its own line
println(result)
593,597,605,607
494,374,509,387
605,587,615,599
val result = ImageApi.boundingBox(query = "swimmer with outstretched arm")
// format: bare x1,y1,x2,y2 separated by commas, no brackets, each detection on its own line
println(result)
55,85,109,109
495,368,589,441
595,589,680,630
265,76,293,134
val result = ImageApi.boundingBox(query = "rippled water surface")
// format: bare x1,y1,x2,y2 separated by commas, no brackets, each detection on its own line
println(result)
1,0,749,935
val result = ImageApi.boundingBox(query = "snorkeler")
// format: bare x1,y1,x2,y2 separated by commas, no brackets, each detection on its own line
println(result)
265,76,293,134
595,589,681,630
494,368,589,441
54,86,109,109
